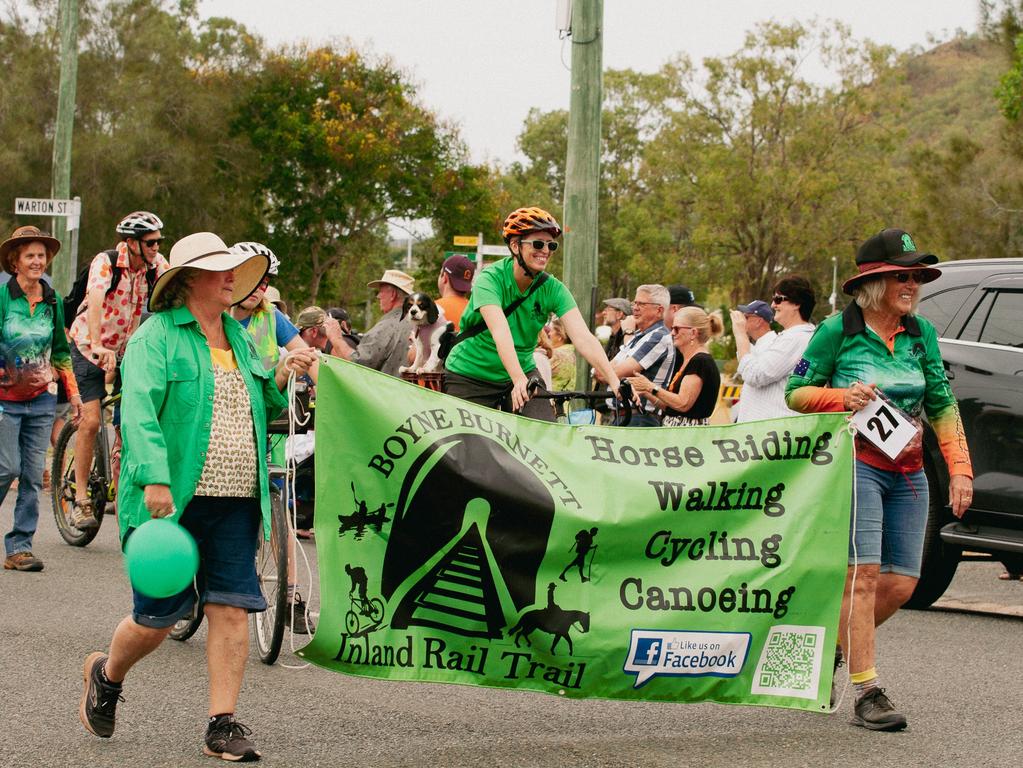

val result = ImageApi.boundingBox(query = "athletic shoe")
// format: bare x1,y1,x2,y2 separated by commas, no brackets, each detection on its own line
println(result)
285,597,314,635
79,652,123,738
203,716,261,762
71,499,99,530
4,551,44,571
829,646,844,709
852,688,908,731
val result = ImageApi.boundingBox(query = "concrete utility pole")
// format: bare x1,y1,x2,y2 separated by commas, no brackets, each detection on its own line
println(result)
51,0,80,296
561,0,603,391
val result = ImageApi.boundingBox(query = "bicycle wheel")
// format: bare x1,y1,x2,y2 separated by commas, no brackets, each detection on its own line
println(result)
169,602,204,642
251,484,288,664
51,421,106,547
367,598,385,625
345,610,359,636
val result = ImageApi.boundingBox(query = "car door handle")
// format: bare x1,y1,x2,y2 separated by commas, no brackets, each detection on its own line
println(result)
942,361,955,380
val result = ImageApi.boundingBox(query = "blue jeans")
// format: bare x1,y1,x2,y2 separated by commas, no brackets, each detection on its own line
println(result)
851,461,928,577
0,393,56,556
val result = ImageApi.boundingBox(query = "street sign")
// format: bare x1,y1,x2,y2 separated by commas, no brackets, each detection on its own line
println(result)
444,251,477,262
479,244,508,257
14,197,81,216
453,235,477,247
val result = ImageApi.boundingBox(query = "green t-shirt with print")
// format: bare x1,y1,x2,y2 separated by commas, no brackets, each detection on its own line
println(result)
446,257,576,383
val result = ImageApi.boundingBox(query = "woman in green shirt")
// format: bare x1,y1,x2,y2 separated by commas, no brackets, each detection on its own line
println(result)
78,232,316,762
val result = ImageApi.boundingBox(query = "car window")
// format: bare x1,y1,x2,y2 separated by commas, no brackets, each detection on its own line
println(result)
918,285,974,335
958,291,995,342
977,290,1023,348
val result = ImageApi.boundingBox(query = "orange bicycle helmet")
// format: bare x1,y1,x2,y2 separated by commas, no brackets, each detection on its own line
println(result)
502,207,562,242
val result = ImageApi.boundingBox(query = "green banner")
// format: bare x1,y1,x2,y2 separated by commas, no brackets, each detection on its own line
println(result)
299,359,852,712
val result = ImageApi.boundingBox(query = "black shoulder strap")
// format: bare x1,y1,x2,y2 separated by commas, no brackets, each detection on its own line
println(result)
452,272,550,347
104,249,122,296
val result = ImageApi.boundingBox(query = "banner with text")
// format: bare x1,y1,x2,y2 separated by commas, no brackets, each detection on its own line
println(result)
298,359,852,712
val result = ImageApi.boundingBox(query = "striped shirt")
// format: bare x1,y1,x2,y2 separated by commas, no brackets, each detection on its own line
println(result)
612,322,676,413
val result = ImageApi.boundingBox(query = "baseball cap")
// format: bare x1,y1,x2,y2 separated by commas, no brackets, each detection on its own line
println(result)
737,299,774,324
296,306,326,330
442,254,476,293
668,285,697,307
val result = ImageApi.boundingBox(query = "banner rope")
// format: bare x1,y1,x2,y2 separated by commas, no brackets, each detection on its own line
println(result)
832,418,859,712
279,354,314,669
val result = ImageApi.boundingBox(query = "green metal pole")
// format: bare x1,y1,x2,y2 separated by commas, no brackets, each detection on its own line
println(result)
51,0,80,296
562,0,603,391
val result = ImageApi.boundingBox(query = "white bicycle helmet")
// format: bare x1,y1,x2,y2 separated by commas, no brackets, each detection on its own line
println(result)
231,241,279,276
115,211,164,238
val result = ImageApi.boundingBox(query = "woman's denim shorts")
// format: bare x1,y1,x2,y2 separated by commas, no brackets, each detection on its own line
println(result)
850,461,929,577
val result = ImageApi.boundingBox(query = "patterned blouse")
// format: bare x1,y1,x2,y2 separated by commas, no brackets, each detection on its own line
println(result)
194,347,259,498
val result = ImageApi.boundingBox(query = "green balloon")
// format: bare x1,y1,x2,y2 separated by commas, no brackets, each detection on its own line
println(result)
124,519,199,598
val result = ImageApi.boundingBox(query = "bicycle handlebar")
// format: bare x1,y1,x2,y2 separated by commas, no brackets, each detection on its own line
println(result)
528,379,635,426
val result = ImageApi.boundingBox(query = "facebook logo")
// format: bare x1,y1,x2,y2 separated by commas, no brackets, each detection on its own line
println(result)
633,637,662,666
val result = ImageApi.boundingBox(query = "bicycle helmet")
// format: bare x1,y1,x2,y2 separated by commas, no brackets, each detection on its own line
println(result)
231,241,279,276
502,207,562,278
115,211,164,238
502,207,562,242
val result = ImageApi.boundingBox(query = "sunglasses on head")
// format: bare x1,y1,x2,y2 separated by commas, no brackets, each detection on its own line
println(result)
520,239,558,252
893,270,926,284
771,294,787,304
140,237,163,248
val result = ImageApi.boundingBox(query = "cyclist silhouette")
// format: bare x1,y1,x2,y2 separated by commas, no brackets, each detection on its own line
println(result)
345,563,371,614
559,527,598,583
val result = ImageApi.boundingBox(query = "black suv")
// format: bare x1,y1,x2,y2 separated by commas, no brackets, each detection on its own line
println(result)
908,258,1023,607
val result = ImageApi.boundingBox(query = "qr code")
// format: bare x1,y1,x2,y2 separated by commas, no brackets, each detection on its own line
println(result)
749,625,825,700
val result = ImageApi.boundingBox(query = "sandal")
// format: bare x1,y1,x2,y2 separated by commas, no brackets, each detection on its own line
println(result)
997,571,1023,581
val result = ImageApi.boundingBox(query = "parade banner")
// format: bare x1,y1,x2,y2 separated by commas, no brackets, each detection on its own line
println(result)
298,359,853,712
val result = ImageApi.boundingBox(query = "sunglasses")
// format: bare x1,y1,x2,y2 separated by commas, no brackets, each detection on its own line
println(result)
521,239,559,252
140,238,163,248
670,325,694,335
893,271,926,284
771,294,788,304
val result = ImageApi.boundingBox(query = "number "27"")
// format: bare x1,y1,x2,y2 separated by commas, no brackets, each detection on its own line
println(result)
866,404,900,441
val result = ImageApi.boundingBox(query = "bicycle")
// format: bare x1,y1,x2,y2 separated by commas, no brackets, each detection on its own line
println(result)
51,392,120,547
527,380,634,426
345,591,386,636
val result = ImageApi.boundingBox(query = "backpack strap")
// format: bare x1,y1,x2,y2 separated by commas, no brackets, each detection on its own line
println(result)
451,272,549,348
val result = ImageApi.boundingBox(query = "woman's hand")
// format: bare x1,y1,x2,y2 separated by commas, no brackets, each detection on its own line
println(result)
283,347,318,375
949,474,973,519
510,372,530,412
143,484,175,519
628,374,653,395
69,395,84,426
843,381,877,412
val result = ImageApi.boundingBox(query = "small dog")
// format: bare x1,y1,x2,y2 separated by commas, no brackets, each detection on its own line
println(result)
400,293,453,374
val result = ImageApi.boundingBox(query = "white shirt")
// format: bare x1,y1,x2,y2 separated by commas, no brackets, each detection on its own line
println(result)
734,324,814,422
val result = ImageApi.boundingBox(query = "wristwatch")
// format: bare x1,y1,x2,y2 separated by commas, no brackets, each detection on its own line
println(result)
651,386,660,397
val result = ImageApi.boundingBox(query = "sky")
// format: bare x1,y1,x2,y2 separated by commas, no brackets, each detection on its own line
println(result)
198,0,981,167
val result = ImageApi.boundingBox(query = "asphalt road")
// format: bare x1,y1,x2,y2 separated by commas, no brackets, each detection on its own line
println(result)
1,495,1020,768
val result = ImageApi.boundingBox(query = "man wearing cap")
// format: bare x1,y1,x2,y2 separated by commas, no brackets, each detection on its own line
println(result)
601,298,631,363
731,279,816,422
437,254,476,332
665,284,698,327
329,269,414,377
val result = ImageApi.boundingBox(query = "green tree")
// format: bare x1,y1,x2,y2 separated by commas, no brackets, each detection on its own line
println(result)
234,44,484,306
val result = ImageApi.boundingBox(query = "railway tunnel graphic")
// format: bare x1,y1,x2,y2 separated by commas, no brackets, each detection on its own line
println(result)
381,432,556,639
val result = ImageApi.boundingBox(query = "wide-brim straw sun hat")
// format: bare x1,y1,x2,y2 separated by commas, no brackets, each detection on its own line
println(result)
148,232,269,311
367,269,415,295
0,225,61,275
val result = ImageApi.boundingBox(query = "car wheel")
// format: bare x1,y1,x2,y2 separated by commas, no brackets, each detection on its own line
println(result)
905,462,962,609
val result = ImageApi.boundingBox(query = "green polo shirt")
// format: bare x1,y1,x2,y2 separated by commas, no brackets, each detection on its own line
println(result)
445,257,576,383
117,304,287,541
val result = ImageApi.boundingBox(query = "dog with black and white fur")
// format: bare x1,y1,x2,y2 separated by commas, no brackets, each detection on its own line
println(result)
399,292,454,374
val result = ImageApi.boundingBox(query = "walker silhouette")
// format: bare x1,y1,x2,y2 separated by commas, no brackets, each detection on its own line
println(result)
383,433,557,639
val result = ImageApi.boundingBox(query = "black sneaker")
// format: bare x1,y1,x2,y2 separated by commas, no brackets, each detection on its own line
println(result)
285,597,314,635
829,646,844,709
203,716,261,762
79,652,123,738
852,687,908,731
